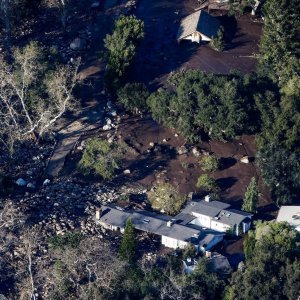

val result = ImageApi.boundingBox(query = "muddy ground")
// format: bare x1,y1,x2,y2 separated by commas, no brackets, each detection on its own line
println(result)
130,0,262,87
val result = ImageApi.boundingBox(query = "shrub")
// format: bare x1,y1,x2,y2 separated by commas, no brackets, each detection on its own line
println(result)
148,183,185,215
50,232,82,250
196,174,219,193
77,138,121,180
211,27,224,52
117,82,149,113
200,155,219,172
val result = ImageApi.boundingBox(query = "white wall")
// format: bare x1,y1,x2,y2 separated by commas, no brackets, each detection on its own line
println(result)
161,236,188,249
210,220,231,232
190,212,211,228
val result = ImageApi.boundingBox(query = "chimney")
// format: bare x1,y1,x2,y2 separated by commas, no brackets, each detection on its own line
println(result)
167,220,173,227
96,208,102,220
204,195,210,202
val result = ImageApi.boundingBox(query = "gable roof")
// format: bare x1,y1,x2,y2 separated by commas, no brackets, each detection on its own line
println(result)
182,200,230,217
98,205,223,244
177,10,221,40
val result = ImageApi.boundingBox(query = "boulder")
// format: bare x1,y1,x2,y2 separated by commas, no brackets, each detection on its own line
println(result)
240,156,250,164
27,182,36,189
16,178,27,186
177,146,188,155
123,169,131,174
191,147,201,157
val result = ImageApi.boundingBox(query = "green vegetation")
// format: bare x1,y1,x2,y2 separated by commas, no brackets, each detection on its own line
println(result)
242,177,258,213
148,183,186,215
50,232,82,250
117,82,149,113
196,174,219,193
77,138,121,180
104,15,144,88
258,0,300,87
210,27,224,52
226,221,300,300
256,144,300,205
119,219,137,263
148,70,257,142
200,155,219,172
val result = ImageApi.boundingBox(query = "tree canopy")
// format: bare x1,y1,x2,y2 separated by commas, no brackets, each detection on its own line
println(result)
227,221,300,300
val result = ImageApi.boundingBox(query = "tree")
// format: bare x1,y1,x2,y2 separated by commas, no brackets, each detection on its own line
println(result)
119,219,136,263
256,144,300,205
117,82,149,113
77,138,121,180
104,15,144,87
210,27,224,52
258,0,300,86
148,183,185,215
226,221,300,300
200,155,219,172
196,174,219,193
0,42,79,155
242,177,258,213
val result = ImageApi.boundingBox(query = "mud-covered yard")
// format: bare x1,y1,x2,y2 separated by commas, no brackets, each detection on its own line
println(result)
130,0,262,86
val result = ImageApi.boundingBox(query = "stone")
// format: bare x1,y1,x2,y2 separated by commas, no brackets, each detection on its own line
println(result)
43,179,51,186
177,146,188,155
240,156,250,164
106,118,112,125
91,1,100,8
174,133,179,137
192,147,201,157
110,110,117,117
16,178,27,186
27,183,36,189
149,142,155,147
123,169,131,174
103,124,111,131
70,38,86,50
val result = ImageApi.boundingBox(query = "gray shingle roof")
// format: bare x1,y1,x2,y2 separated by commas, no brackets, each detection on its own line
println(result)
214,209,252,226
99,205,222,244
177,10,221,40
181,200,230,217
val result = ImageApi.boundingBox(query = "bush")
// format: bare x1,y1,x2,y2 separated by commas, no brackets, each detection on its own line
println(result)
148,183,185,215
196,174,219,193
117,83,149,113
200,155,219,172
211,27,224,52
50,232,82,250
77,138,121,180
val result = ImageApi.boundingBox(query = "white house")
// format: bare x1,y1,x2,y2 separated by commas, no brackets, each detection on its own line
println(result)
176,196,253,236
96,206,224,252
177,10,221,43
277,206,300,231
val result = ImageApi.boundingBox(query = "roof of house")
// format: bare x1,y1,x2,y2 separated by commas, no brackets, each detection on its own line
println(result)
98,205,223,244
181,200,231,217
213,209,252,226
178,200,252,226
277,206,300,231
177,10,221,40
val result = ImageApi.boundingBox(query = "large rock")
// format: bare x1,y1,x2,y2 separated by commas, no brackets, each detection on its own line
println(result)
16,178,27,186
70,38,86,50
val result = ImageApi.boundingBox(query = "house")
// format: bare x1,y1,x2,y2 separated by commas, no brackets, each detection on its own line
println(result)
177,10,221,43
96,205,224,252
276,206,300,232
176,196,253,236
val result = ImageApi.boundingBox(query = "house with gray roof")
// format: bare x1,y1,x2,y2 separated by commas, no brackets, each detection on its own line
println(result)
177,10,221,43
177,196,252,235
96,205,224,252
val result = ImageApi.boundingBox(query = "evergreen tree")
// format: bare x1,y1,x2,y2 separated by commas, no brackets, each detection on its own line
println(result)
119,219,136,263
242,177,258,213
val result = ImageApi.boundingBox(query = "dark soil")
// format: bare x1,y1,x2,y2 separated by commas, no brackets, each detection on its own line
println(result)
130,0,262,88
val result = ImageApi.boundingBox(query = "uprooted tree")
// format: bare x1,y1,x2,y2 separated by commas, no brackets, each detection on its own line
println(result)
0,42,80,155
